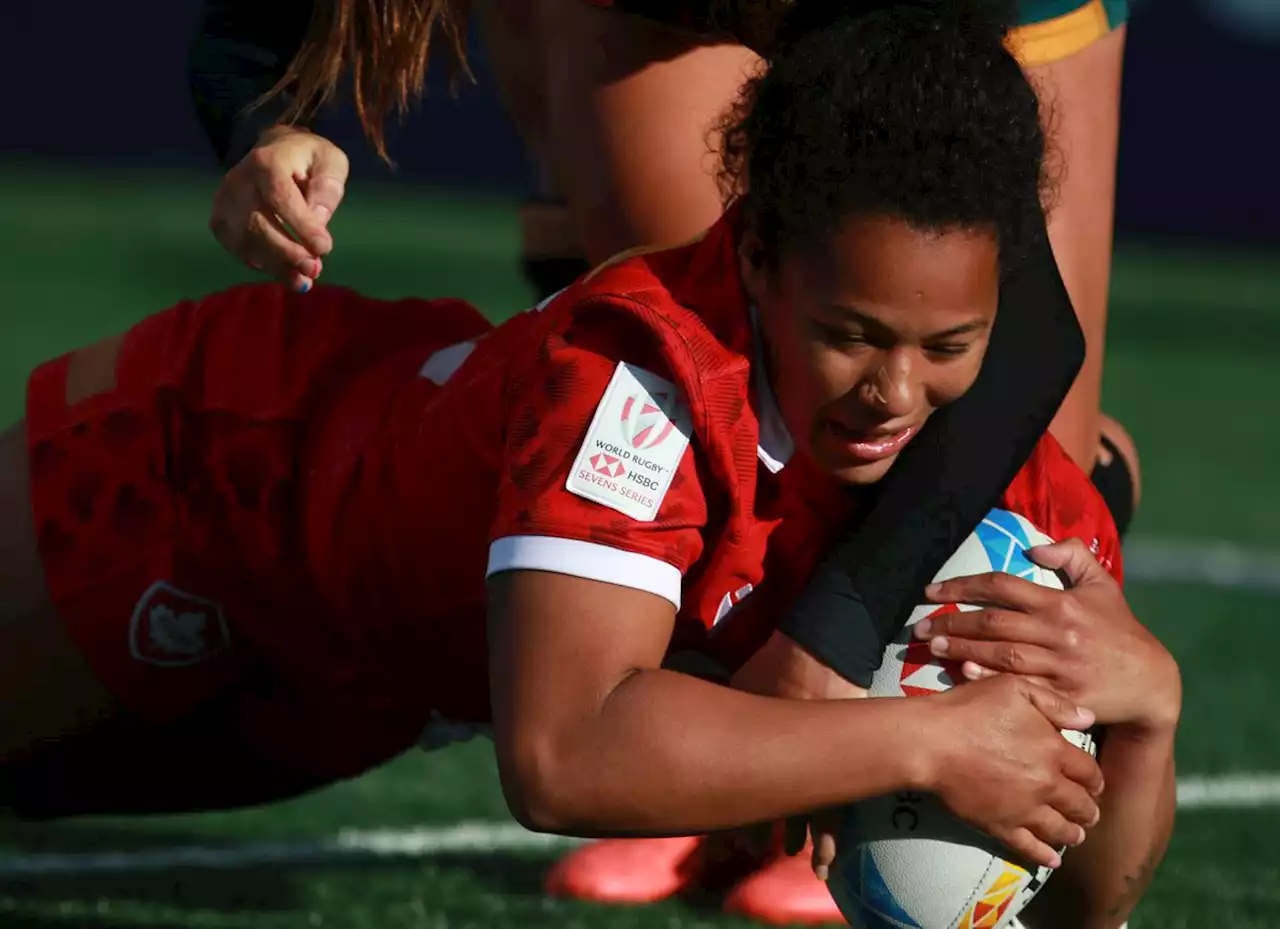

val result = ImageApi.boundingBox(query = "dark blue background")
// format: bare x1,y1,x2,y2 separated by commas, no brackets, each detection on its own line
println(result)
3,1,1275,243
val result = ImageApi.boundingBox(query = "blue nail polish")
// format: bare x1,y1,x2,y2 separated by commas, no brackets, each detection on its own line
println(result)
299,281,312,294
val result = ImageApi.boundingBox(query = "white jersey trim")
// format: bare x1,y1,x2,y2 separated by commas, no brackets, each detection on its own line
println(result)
486,535,682,609
419,340,478,384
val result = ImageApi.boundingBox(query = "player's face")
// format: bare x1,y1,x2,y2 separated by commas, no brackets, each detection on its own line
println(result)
742,215,999,485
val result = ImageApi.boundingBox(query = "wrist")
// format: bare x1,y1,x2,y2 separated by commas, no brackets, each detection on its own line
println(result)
257,123,310,147
894,697,948,794
824,695,939,803
1126,656,1182,738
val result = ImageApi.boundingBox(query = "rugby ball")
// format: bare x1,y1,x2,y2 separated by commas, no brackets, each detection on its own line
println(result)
828,508,1096,929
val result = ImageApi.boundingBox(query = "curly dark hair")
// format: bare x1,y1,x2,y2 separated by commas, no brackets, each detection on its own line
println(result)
719,0,1054,268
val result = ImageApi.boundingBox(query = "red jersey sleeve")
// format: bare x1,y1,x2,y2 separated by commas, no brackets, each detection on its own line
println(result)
1003,435,1124,585
486,303,710,609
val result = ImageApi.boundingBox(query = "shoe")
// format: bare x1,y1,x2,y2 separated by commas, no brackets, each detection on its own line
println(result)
723,846,846,925
544,833,764,904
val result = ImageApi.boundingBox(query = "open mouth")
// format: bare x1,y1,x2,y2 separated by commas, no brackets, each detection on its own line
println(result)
824,420,920,463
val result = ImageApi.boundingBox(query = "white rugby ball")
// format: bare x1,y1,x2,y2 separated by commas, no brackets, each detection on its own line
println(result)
829,508,1096,929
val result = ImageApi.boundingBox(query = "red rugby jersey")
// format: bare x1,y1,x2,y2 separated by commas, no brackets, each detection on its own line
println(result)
332,211,1121,730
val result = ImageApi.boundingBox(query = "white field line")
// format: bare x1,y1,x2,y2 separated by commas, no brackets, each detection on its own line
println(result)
0,822,582,879
1,774,1278,879
0,537,1272,881
1177,773,1280,810
1123,537,1280,595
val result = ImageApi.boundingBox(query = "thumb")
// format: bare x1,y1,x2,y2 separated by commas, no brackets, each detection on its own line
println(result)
1027,537,1106,589
1023,680,1095,732
304,147,349,227
811,828,837,881
304,171,346,228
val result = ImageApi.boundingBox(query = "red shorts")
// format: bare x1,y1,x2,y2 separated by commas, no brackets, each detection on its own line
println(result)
25,283,491,779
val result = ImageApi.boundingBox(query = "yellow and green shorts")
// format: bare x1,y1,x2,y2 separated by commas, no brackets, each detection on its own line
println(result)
1009,0,1129,66
587,1,1129,65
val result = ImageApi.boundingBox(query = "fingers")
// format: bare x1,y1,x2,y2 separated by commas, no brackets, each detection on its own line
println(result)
1059,739,1106,797
211,190,323,289
1025,806,1087,854
1001,826,1062,870
927,635,1058,679
1023,681,1095,732
1049,778,1102,830
960,660,997,681
303,168,347,232
811,828,837,881
926,571,1058,612
784,813,840,881
243,211,322,280
1026,537,1108,589
1032,808,1087,852
252,155,334,258
958,663,1055,692
915,607,1064,649
284,259,322,294
914,607,1068,685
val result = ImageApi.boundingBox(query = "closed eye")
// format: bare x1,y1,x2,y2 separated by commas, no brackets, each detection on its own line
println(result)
812,321,870,349
924,342,976,358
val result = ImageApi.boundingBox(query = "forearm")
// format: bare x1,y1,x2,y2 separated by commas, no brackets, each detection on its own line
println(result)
1024,726,1177,929
188,0,315,164
499,667,924,836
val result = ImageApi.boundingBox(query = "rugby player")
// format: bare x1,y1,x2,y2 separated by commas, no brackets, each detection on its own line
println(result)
6,7,1173,928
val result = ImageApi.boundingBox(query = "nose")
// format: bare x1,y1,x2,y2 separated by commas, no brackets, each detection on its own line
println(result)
860,348,921,419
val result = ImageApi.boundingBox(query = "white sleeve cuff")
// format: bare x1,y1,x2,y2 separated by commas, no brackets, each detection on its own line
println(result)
487,535,682,609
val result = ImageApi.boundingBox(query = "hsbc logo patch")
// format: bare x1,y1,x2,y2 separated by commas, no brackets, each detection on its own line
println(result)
129,580,230,667
567,362,692,521
590,452,626,478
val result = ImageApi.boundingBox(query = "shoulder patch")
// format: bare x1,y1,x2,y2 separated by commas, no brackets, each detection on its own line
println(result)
566,362,693,522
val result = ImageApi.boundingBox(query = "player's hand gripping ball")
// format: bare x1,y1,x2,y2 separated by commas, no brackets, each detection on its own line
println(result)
829,509,1098,929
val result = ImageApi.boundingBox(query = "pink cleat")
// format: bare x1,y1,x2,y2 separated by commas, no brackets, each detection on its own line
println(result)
544,834,765,904
723,847,847,925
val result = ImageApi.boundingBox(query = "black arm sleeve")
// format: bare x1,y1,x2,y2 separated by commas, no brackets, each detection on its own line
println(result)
188,0,316,166
605,0,729,33
777,222,1085,686
602,0,791,51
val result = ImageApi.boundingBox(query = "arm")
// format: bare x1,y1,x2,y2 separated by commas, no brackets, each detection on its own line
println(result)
188,0,315,165
1029,25,1127,470
487,570,924,835
486,569,1102,864
1023,726,1177,929
483,306,1095,855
